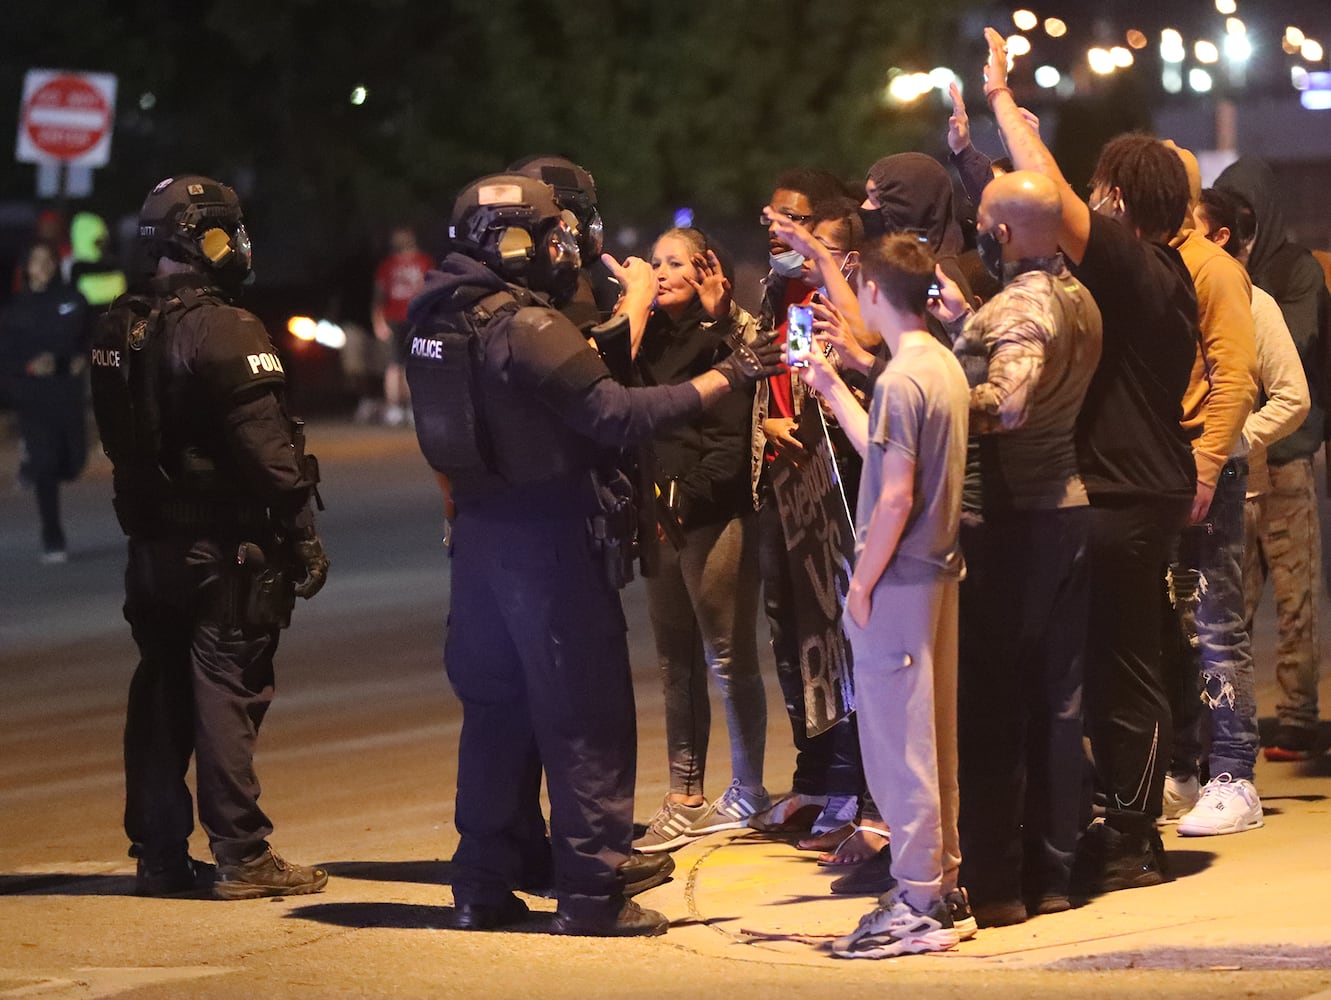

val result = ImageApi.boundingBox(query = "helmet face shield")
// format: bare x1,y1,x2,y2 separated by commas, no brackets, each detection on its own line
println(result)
553,212,583,271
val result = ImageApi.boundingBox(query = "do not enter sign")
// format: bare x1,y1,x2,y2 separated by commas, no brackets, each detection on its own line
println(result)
15,70,117,168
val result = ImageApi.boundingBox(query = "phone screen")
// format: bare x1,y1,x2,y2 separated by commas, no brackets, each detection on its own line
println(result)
786,304,814,367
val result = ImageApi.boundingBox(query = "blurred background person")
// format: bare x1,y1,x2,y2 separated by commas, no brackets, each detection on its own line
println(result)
0,241,89,562
372,226,433,427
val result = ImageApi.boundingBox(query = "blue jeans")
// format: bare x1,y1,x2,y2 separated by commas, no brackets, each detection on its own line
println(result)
1167,458,1259,782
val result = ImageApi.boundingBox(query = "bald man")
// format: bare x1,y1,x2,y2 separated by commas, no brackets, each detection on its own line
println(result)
930,170,1104,926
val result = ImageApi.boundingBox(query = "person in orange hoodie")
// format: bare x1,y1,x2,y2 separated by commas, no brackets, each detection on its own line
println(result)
1159,142,1263,837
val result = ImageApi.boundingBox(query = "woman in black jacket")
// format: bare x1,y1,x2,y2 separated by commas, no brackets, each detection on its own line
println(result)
630,228,770,851
0,242,89,562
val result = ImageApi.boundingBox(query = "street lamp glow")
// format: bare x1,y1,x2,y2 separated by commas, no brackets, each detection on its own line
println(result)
1007,35,1032,58
1291,66,1310,90
929,67,957,89
1013,9,1038,32
1215,0,1236,13
1286,26,1306,47
1195,40,1220,64
1226,17,1245,36
1163,66,1184,94
350,85,368,106
1034,65,1061,88
1088,48,1116,75
1111,46,1134,68
1127,30,1148,50
1161,29,1186,63
1190,68,1214,92
1044,17,1067,38
1225,34,1252,62
1303,39,1325,63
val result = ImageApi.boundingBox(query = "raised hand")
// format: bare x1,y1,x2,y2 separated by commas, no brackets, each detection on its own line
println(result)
601,252,653,301
984,26,1010,95
947,82,971,154
686,249,733,320
812,299,874,374
762,206,820,261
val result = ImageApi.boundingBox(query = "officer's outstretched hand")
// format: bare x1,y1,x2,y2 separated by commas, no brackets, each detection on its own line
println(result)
713,328,784,389
293,535,330,599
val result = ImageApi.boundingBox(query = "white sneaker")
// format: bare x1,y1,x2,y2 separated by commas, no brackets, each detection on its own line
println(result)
832,892,960,959
1160,773,1200,823
1177,773,1264,836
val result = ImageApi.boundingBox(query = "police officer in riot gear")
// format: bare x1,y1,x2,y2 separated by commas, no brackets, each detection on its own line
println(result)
91,175,330,900
406,173,780,936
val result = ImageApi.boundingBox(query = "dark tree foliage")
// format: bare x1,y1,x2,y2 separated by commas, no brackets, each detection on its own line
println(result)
1,0,972,286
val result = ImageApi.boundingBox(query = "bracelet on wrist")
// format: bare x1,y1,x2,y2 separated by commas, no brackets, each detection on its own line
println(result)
985,84,1013,103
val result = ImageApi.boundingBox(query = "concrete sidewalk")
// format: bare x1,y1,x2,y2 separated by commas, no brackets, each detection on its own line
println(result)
632,745,1331,971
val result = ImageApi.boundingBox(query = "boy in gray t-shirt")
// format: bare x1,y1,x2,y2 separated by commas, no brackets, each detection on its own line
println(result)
789,231,971,959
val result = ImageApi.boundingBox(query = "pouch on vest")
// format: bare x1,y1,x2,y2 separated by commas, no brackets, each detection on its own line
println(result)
406,292,518,493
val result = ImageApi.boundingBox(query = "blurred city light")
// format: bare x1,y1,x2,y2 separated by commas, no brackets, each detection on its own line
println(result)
138,92,156,111
288,316,347,350
672,207,695,228
1291,66,1311,89
1088,48,1116,75
1190,67,1214,92
1111,46,1134,68
1126,30,1148,50
1007,35,1032,58
1226,18,1246,36
1225,33,1252,62
1044,17,1067,38
1215,0,1237,13
350,86,368,106
1013,9,1038,32
1195,40,1220,64
1303,39,1325,63
1034,65,1061,88
886,71,935,103
929,67,957,89
1286,26,1306,47
1161,29,1186,63
1163,66,1184,93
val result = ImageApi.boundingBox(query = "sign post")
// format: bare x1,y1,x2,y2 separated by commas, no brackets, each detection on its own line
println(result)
15,69,118,200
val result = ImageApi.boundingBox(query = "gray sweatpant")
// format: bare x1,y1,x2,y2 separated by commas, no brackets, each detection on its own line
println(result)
847,574,960,912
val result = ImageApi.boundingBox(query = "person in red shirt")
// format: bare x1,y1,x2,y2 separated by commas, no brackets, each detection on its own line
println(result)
372,226,434,426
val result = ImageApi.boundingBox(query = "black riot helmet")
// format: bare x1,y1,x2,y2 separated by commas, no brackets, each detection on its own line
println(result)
507,155,604,264
137,175,253,285
449,173,582,303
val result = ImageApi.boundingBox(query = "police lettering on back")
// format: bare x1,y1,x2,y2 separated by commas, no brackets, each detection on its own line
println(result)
410,336,444,361
246,352,285,376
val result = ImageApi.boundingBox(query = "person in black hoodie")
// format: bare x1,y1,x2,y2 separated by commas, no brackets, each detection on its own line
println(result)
626,227,769,853
0,241,88,561
1215,157,1329,761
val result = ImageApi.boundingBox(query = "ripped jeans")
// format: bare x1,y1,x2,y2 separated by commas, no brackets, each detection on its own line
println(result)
1167,458,1259,783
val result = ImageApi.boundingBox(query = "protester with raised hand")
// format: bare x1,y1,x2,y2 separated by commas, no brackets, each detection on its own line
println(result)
980,26,1198,897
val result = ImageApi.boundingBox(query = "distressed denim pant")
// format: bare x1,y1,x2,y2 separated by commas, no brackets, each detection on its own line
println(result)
1243,457,1321,732
1167,458,1259,782
646,513,767,797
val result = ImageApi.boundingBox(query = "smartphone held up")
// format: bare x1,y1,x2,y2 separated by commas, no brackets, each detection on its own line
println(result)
786,303,814,367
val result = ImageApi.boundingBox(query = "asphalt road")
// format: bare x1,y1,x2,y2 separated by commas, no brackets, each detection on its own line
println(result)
2,418,1329,999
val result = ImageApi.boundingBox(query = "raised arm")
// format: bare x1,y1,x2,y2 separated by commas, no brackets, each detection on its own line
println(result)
982,28,1091,265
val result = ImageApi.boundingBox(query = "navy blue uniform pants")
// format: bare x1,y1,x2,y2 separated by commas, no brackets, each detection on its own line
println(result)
122,535,277,868
445,510,636,918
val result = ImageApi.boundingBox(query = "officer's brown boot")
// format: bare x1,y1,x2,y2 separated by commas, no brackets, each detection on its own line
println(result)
215,847,328,900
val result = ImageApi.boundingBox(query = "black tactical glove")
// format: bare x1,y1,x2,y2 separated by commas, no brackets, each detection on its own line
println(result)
712,328,784,389
293,535,330,599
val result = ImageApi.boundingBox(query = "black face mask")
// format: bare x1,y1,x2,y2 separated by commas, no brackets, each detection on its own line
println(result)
858,206,886,240
976,228,1004,282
